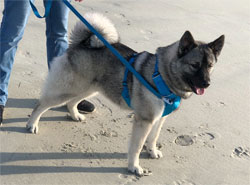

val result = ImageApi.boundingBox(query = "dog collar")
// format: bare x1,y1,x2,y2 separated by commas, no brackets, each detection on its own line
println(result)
122,54,181,117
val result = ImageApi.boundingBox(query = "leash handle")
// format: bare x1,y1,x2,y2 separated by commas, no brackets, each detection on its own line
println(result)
62,0,162,100
29,0,52,18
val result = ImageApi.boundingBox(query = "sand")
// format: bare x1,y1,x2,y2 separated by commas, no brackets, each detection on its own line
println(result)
0,0,250,184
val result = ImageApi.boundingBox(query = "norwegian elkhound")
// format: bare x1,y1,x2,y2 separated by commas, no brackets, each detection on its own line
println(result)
26,13,225,176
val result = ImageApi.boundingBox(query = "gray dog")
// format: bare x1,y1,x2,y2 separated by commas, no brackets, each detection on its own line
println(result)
27,13,225,176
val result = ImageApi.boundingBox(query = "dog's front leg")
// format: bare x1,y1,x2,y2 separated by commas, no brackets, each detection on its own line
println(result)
128,116,153,176
146,116,167,159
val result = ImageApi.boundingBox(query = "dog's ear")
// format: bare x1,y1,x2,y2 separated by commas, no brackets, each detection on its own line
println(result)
178,31,197,58
208,35,225,59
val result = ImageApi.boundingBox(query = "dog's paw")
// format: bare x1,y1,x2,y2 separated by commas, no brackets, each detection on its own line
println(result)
147,148,163,159
128,165,152,177
26,122,39,134
71,113,86,122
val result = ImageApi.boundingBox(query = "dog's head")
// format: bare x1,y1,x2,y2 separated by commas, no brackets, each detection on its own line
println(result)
176,31,225,96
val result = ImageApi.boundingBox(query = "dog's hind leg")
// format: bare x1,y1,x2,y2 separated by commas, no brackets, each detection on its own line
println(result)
128,115,153,176
26,94,75,134
67,96,86,121
146,116,167,159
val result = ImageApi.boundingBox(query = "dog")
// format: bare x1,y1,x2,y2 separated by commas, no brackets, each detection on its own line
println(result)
26,12,225,176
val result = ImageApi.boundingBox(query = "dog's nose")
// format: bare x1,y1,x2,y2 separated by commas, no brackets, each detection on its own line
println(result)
202,81,210,88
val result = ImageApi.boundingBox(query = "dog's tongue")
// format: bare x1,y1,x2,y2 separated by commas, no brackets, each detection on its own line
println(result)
195,87,205,95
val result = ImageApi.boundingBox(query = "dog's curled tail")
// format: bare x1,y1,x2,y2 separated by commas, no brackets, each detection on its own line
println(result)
69,12,119,48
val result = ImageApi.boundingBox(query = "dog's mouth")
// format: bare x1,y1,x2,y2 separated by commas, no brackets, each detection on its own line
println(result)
193,87,205,95
188,80,205,95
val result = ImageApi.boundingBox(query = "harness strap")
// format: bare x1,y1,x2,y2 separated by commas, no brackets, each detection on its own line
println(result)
122,54,181,117
122,54,137,107
153,56,175,104
152,56,181,116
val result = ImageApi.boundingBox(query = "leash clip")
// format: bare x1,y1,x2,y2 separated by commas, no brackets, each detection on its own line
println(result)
162,96,173,105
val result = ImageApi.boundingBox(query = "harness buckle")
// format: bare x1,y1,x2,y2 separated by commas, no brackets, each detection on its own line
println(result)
162,97,173,105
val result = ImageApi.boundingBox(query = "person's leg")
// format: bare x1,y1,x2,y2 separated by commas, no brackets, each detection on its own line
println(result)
44,0,69,69
44,0,95,113
0,0,32,124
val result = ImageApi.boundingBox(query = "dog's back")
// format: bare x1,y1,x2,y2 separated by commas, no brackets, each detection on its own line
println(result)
46,13,136,108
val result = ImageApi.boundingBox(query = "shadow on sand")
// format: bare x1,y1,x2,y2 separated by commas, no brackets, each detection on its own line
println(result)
0,152,149,175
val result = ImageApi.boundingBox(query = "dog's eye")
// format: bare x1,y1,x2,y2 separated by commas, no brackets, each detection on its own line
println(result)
208,64,213,68
190,63,200,69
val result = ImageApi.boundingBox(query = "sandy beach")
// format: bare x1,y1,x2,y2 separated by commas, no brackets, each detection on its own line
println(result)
0,0,250,184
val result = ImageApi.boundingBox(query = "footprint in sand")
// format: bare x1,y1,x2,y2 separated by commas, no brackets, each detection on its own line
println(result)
195,132,220,148
166,127,178,134
231,147,250,159
175,135,194,146
61,142,78,152
140,29,153,41
118,174,139,184
198,132,216,140
113,13,131,26
100,128,118,137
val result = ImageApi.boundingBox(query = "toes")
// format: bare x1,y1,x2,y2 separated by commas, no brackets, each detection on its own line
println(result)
128,168,143,177
148,149,163,159
26,123,39,134
155,150,163,158
78,114,85,121
128,166,152,177
71,113,85,122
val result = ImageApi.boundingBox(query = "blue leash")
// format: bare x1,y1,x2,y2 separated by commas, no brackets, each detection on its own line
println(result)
29,0,52,18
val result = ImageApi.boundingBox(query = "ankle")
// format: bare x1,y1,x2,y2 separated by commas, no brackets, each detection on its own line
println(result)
0,105,4,125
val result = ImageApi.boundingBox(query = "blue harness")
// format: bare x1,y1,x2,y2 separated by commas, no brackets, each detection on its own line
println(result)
122,54,181,117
